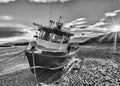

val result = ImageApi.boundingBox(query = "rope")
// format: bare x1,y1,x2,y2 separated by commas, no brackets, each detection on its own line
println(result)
0,46,27,64
0,51,24,64
30,65,64,70
53,58,81,85
32,51,38,86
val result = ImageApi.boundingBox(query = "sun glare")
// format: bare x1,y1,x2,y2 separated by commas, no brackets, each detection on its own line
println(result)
111,25,120,32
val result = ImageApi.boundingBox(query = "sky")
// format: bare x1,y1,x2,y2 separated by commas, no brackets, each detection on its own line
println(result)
0,0,120,43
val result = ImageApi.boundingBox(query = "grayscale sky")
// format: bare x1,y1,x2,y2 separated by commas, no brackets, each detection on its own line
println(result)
0,0,119,26
0,0,120,42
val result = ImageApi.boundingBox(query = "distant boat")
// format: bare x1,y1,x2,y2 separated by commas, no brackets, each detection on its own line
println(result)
25,16,79,85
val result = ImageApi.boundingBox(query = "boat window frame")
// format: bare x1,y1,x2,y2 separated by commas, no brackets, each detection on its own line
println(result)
51,33,62,43
40,31,51,41
62,35,69,44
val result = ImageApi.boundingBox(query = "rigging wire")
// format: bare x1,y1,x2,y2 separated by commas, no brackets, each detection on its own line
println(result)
0,51,24,64
32,50,38,86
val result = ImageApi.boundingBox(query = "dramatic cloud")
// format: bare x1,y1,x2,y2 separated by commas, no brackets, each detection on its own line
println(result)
90,9,120,31
0,0,70,3
65,17,108,34
70,25,88,31
0,23,31,29
114,10,120,13
0,23,34,40
64,17,87,28
0,23,35,44
105,12,117,17
100,17,106,22
29,0,70,3
69,8,120,39
93,27,111,32
105,9,120,17
0,0,15,3
0,15,14,20
74,25,88,28
73,21,87,25
0,27,25,38
74,18,86,22
92,22,108,27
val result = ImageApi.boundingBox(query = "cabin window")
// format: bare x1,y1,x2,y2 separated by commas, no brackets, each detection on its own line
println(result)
41,31,50,41
63,36,69,44
39,30,43,37
51,34,62,43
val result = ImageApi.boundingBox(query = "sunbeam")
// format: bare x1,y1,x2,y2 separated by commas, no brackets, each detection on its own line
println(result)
111,24,120,54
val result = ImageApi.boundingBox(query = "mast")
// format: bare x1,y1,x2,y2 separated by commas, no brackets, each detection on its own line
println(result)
58,16,62,23
48,0,53,25
32,1,55,85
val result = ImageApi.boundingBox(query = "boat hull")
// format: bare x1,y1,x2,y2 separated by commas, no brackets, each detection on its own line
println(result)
25,50,71,84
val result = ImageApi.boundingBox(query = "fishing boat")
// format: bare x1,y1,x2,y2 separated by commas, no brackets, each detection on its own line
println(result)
24,0,80,85
25,16,79,85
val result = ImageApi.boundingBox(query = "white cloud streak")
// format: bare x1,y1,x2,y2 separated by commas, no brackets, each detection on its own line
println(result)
105,12,117,17
0,15,14,20
75,18,86,22
64,17,87,28
29,0,70,3
73,21,87,25
92,22,108,27
0,0,70,3
105,9,120,17
74,25,87,28
0,0,15,3
100,17,106,22
87,21,108,32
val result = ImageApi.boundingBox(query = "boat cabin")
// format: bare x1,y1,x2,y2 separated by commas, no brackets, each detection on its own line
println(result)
34,22,73,52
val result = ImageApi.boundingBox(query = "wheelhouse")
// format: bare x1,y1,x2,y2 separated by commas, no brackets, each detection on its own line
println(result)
36,26,73,51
